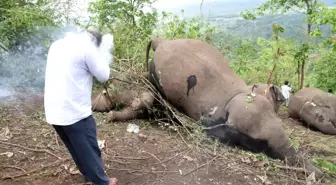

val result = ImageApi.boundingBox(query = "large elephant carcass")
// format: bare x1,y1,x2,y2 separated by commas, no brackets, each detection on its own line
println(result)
247,84,285,113
145,38,324,179
288,87,336,135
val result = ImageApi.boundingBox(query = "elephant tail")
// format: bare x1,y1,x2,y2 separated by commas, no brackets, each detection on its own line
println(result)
251,84,258,93
145,39,152,71
145,38,165,71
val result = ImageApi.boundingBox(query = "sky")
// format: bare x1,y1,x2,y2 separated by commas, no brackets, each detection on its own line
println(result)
72,0,251,24
153,0,212,9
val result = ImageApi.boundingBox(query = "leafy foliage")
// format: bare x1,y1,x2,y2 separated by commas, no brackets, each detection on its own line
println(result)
154,11,216,41
88,0,215,70
0,0,58,52
311,49,336,91
0,0,335,93
240,0,327,89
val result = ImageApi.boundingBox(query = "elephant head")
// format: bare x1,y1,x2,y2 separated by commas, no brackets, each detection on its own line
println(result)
299,97,336,135
250,84,285,113
91,89,113,112
204,93,324,179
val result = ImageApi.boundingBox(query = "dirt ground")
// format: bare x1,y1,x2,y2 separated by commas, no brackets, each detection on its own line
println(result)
0,94,335,185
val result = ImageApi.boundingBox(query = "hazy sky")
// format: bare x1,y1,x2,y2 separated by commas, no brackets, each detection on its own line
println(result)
153,0,217,9
74,0,234,23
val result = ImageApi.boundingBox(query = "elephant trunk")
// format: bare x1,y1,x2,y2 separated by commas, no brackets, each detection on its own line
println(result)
269,133,324,180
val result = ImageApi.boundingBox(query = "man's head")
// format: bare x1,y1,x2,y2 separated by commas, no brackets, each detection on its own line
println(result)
328,89,333,94
86,27,103,47
284,80,289,85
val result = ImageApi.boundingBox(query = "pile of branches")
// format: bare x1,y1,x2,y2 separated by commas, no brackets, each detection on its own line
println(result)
93,60,220,156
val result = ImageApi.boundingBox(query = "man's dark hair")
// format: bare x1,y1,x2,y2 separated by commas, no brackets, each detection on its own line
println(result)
328,89,333,93
86,28,102,47
284,80,289,85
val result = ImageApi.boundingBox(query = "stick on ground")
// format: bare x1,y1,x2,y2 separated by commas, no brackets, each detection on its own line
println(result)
2,157,70,180
0,141,61,159
183,155,220,176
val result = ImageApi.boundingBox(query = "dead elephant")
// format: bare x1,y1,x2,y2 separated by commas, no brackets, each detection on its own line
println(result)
145,38,324,179
247,84,285,113
91,72,154,122
288,87,336,135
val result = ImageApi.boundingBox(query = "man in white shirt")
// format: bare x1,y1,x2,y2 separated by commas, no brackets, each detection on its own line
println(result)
281,80,292,107
44,28,117,185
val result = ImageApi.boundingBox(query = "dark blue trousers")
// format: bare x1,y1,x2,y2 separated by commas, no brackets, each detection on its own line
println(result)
53,115,110,185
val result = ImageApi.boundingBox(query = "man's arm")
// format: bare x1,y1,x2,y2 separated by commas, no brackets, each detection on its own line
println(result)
84,44,111,83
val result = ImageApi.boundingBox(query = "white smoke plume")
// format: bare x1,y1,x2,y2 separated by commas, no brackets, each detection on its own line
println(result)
0,24,81,101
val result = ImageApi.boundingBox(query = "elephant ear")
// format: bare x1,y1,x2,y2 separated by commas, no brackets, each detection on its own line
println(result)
92,90,113,112
311,95,329,108
270,85,285,101
299,101,319,123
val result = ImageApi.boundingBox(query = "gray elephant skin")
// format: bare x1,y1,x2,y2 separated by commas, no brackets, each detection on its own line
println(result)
288,87,336,135
145,38,324,179
247,84,285,113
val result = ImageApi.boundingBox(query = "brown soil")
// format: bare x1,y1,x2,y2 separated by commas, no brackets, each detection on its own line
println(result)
0,95,335,185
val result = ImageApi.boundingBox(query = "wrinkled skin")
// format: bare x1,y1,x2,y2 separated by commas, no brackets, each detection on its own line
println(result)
91,72,154,122
247,84,285,113
288,87,336,135
145,38,324,179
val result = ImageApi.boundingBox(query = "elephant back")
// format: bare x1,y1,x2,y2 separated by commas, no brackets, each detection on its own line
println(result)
150,39,248,120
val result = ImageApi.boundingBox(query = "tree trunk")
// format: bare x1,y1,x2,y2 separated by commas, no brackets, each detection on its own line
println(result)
267,63,277,85
307,23,311,40
300,61,305,89
298,72,300,90
300,23,311,89
300,0,312,89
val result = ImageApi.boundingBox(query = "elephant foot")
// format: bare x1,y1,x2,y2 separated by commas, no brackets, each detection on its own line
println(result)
107,91,155,122
107,111,116,122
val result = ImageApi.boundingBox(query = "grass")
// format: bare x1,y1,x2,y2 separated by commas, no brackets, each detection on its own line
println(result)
313,158,336,177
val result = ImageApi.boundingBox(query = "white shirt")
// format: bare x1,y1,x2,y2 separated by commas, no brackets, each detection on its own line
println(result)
44,32,112,126
281,85,292,99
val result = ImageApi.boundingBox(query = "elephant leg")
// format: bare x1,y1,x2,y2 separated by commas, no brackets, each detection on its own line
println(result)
107,91,154,122
107,107,138,122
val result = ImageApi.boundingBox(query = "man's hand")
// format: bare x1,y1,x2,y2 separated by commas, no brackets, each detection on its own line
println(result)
99,34,114,65
100,34,114,52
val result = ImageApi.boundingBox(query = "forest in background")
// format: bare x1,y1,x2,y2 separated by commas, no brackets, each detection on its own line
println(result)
0,0,336,94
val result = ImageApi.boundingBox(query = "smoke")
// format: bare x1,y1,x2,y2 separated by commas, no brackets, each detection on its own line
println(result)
0,24,81,102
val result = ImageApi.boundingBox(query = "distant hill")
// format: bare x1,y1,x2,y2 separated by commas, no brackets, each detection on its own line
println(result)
157,0,335,41
159,0,335,17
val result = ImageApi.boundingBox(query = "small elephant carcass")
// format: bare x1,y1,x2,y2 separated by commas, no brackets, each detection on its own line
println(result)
288,87,336,135
91,71,155,122
145,38,324,179
247,84,285,113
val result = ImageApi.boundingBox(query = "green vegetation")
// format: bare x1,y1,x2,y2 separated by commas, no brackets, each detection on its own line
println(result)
313,158,336,177
0,0,335,92
0,0,336,90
